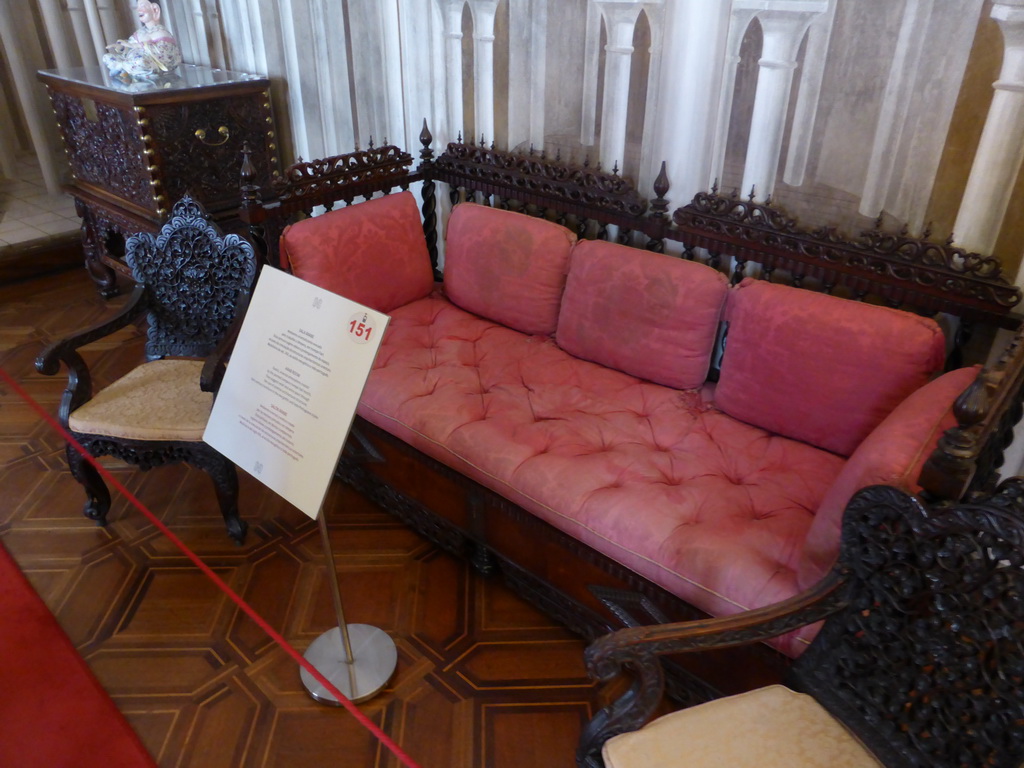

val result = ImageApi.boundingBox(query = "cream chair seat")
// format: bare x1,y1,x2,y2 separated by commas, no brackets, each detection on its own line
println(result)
67,359,212,441
603,685,880,768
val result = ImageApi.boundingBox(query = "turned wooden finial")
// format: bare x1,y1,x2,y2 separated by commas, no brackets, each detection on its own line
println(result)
419,119,434,161
648,161,671,227
240,142,260,205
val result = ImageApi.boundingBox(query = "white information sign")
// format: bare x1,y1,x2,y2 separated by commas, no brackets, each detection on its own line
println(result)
204,266,389,519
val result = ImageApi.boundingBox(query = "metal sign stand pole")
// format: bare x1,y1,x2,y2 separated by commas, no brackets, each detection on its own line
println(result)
300,503,398,705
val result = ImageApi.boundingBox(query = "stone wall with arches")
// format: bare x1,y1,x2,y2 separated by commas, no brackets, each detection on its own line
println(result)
3,0,1024,278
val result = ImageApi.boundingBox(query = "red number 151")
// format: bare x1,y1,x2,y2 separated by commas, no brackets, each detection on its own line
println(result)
349,319,373,341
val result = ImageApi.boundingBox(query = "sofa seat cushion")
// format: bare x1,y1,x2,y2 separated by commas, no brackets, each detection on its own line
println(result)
358,296,846,651
556,240,729,390
602,685,881,768
442,203,577,336
716,279,946,456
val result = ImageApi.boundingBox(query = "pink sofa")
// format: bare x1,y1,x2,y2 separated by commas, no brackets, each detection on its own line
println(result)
278,191,975,658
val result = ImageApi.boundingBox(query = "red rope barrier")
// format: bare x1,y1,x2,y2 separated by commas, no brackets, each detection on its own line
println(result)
0,366,423,768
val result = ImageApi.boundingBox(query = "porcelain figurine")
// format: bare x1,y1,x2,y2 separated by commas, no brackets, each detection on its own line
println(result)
103,0,182,82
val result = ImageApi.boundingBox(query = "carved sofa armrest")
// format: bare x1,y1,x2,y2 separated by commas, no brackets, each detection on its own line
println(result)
920,322,1024,501
34,285,149,426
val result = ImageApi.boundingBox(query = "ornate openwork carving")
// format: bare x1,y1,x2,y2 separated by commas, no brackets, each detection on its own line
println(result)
673,192,1022,322
126,196,256,359
36,195,256,544
577,483,1024,768
49,91,152,208
795,483,1024,767
432,139,649,219
273,143,414,202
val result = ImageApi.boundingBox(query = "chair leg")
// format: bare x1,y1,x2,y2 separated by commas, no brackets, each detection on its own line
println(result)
66,443,111,525
196,449,247,544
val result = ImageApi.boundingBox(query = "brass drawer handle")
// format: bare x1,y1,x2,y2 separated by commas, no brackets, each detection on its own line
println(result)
195,125,230,146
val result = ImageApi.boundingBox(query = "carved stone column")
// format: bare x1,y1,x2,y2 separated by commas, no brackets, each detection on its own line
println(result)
508,0,547,152
954,0,1024,260
64,0,101,68
0,2,62,191
708,5,758,189
442,0,466,139
652,0,731,203
380,0,407,146
740,0,827,201
469,0,499,143
596,0,644,172
79,0,111,67
782,0,836,186
37,0,75,69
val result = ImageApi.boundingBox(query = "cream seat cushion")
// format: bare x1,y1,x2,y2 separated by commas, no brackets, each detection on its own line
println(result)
603,685,882,768
68,359,212,441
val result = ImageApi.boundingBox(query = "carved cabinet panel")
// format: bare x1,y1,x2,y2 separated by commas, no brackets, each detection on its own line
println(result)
38,65,281,297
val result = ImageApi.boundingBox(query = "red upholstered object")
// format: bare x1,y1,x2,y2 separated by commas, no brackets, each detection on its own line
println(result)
556,240,728,389
0,540,156,767
279,190,434,312
715,279,946,456
797,364,980,589
359,296,845,656
442,203,577,336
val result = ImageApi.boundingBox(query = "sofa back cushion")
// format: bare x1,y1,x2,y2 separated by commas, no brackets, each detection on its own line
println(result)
797,365,978,588
443,203,577,336
715,279,947,456
555,240,728,389
279,191,434,313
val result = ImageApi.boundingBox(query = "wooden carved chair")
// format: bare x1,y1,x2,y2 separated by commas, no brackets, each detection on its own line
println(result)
36,196,257,543
578,481,1024,768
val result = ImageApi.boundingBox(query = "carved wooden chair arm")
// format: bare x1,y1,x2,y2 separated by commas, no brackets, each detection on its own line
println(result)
35,285,149,424
200,288,253,394
585,572,845,683
576,573,846,768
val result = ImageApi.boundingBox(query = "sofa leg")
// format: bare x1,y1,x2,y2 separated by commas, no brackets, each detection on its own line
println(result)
471,542,496,575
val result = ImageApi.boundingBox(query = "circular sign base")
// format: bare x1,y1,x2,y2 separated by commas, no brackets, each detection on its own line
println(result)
300,624,397,705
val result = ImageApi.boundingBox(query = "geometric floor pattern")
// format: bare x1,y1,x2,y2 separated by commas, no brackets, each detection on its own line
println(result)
0,268,607,767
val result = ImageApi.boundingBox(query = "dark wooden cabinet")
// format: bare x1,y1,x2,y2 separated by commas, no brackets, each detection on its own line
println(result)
38,64,281,296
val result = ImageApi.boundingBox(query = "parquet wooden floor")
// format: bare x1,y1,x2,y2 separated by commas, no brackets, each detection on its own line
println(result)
0,268,609,768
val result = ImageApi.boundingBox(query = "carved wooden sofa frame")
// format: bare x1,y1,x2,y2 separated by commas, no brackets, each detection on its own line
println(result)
237,125,1024,703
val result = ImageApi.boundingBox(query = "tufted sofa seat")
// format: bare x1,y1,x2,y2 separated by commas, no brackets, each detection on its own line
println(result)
279,191,976,657
358,293,849,653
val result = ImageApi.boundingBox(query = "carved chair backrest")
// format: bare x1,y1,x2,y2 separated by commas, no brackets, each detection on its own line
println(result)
790,482,1024,768
125,196,257,360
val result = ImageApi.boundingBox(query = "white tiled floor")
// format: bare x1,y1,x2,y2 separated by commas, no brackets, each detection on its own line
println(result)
0,154,80,250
